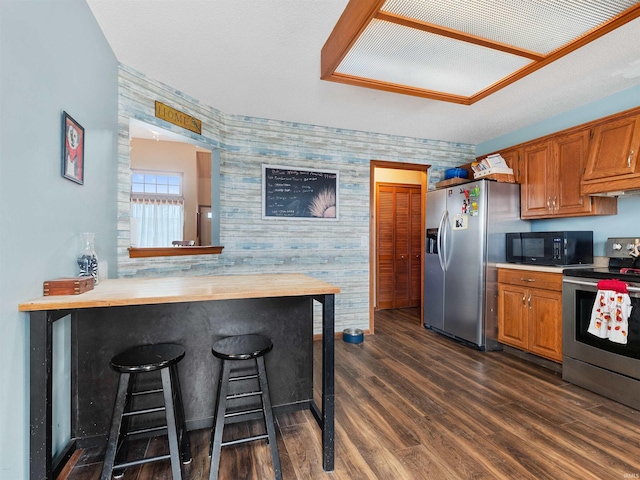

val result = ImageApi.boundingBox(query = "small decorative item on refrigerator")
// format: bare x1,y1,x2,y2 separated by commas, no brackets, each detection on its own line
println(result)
77,232,99,285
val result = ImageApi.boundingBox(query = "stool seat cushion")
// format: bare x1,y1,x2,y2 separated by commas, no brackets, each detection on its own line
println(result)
110,343,185,373
212,334,273,360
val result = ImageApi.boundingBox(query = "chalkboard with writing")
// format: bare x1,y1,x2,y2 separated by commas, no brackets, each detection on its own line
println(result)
262,165,339,220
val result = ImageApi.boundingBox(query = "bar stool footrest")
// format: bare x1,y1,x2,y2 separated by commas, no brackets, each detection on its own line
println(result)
227,390,261,401
114,453,171,470
124,424,168,437
221,433,269,447
123,405,166,416
224,407,263,419
229,373,259,382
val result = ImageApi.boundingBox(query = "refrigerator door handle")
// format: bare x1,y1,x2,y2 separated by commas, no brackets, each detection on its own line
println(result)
443,210,453,271
436,211,446,271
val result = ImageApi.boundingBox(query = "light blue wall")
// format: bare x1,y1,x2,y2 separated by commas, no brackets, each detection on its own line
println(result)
533,196,640,256
115,65,474,334
476,85,640,156
476,87,640,257
0,1,118,478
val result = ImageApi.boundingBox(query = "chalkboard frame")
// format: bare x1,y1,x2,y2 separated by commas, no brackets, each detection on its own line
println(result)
262,164,339,220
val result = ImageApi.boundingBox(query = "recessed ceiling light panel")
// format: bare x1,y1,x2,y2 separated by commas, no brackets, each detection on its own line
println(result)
336,19,532,97
381,0,639,54
321,0,640,103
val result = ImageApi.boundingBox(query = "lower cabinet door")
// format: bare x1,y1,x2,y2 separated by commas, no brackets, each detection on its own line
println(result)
498,284,529,350
528,288,563,362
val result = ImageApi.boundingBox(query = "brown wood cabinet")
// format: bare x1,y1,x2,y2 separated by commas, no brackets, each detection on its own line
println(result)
377,184,422,309
499,146,523,183
582,112,640,194
498,268,563,363
520,129,617,219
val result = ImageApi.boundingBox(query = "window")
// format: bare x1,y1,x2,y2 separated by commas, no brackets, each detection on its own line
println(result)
131,172,182,196
130,171,184,247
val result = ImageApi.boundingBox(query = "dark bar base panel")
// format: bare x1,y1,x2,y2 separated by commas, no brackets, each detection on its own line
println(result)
29,293,335,479
73,297,314,440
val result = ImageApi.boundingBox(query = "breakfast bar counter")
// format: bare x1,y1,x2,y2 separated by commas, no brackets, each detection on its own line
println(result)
20,273,340,480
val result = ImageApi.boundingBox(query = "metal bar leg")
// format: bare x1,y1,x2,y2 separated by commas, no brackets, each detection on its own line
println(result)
170,364,192,464
30,311,53,480
321,294,335,471
209,360,231,480
161,367,183,480
256,356,282,480
101,373,131,480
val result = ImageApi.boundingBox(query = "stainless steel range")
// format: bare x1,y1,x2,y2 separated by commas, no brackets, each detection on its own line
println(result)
562,237,640,410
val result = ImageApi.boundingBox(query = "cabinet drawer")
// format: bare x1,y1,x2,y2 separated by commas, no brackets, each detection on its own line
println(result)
498,268,562,291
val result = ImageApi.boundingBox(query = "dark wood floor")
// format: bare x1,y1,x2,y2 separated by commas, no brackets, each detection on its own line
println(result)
63,308,640,480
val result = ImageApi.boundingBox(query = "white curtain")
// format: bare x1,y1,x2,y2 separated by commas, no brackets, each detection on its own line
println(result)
131,197,184,247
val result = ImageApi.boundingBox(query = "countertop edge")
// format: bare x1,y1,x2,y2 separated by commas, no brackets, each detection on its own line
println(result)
18,273,341,312
496,263,590,274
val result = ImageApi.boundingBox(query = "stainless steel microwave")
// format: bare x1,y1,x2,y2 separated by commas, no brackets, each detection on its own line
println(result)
505,231,593,266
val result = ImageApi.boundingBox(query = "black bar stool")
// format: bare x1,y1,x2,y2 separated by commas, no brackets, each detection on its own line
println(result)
209,334,282,480
100,343,192,480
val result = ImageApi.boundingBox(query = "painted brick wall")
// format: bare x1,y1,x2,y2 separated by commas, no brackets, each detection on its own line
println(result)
117,64,474,333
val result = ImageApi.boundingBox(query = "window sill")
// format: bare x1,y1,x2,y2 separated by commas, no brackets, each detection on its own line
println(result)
128,246,224,258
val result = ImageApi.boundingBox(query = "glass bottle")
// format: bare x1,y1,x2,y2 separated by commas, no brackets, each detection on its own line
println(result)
77,232,99,285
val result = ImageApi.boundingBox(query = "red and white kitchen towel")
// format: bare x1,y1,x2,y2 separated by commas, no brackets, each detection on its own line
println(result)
588,279,632,344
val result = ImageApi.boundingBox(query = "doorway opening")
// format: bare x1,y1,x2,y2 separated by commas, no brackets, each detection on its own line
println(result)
370,160,430,332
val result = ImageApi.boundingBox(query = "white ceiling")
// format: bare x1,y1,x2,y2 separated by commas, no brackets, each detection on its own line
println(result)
86,0,640,145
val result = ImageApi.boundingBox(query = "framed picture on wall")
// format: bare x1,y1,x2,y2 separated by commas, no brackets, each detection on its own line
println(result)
262,164,339,220
62,111,84,185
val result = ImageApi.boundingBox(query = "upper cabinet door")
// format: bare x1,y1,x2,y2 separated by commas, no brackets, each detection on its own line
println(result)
554,129,590,215
583,114,640,181
521,141,553,218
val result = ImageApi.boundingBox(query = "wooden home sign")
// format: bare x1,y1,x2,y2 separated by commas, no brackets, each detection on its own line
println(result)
155,101,202,135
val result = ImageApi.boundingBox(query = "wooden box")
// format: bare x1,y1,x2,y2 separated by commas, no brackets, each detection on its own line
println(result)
43,277,94,296
481,173,516,183
473,166,515,183
435,177,472,189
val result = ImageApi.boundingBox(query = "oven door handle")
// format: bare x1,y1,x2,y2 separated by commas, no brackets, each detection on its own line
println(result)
563,277,640,293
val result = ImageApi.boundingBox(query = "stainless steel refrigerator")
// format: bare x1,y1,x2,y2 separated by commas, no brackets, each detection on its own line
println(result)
424,179,529,350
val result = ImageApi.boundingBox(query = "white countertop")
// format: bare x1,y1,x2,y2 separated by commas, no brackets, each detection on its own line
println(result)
495,262,600,273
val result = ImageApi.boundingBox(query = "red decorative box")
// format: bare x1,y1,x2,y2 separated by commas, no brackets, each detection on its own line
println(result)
43,277,94,296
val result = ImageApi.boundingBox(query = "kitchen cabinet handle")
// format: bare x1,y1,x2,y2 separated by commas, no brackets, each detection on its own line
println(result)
528,294,532,309
522,293,526,306
546,197,551,210
629,150,635,168
520,278,535,282
552,196,557,212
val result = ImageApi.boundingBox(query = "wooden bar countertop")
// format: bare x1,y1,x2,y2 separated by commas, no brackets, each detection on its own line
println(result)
19,274,340,312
